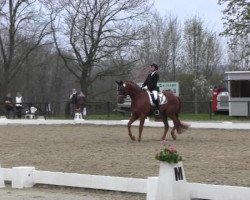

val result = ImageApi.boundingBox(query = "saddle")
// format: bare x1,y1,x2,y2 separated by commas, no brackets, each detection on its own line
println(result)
146,90,167,106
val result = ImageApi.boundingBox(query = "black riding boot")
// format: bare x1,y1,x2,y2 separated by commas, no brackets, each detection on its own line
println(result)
153,99,160,115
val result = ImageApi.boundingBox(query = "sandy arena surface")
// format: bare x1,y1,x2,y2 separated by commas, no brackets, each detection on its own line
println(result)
0,124,249,199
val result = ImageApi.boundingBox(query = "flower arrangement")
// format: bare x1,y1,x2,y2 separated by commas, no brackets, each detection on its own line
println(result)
155,140,182,164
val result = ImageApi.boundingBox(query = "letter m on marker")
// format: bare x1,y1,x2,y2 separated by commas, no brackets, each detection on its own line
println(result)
174,167,183,181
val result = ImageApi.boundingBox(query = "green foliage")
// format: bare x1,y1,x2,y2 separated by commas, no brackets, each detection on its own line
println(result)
180,113,250,121
155,141,182,164
81,113,249,122
84,114,128,120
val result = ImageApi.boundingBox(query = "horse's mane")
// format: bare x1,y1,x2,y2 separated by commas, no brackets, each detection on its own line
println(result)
124,80,141,92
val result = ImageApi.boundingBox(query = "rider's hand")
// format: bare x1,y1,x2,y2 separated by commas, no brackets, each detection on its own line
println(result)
142,86,148,90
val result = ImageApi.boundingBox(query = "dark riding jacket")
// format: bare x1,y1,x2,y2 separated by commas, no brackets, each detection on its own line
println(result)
142,72,159,92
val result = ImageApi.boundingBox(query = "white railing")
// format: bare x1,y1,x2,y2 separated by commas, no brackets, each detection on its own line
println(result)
33,170,146,193
1,166,250,200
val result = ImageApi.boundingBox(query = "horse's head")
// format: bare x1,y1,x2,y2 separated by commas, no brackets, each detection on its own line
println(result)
116,80,129,104
116,80,142,104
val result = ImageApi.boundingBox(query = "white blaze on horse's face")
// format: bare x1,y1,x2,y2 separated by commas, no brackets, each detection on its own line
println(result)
123,83,126,87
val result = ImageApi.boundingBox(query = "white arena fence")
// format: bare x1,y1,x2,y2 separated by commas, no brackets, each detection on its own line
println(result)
1,166,250,200
1,118,250,131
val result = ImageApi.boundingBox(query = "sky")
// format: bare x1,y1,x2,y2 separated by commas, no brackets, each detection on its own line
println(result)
153,0,225,34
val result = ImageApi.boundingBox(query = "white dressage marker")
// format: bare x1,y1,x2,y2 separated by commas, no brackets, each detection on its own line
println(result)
0,164,5,188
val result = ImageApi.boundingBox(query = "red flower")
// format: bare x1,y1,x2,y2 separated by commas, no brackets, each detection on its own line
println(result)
168,146,177,153
160,139,167,145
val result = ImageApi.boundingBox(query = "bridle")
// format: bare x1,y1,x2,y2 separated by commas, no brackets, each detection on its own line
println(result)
117,84,129,99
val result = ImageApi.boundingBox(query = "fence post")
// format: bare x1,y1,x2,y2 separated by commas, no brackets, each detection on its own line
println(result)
209,100,212,120
12,166,35,189
147,177,158,200
28,103,31,114
155,161,190,200
248,101,250,119
107,101,111,117
44,103,47,120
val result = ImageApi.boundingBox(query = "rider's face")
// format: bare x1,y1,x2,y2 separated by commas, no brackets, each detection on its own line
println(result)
150,66,156,73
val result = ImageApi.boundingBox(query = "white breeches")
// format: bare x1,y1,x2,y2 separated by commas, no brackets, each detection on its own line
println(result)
152,90,158,100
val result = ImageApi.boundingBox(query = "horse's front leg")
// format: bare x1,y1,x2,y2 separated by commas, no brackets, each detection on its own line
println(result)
170,126,176,140
138,117,146,142
127,115,138,141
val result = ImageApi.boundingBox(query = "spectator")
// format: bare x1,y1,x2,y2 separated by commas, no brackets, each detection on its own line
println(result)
77,91,86,114
4,93,14,119
69,88,78,118
15,92,23,119
218,85,227,93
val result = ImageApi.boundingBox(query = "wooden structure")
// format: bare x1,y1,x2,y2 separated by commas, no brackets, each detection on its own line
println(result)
225,71,250,116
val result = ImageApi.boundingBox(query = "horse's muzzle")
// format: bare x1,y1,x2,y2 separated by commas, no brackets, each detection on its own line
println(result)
117,95,125,104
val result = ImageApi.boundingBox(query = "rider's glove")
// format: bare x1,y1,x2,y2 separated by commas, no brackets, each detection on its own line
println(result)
142,86,148,90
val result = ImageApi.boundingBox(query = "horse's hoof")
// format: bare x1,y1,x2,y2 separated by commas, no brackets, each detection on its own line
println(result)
171,133,177,140
131,136,136,141
176,128,182,134
137,138,141,142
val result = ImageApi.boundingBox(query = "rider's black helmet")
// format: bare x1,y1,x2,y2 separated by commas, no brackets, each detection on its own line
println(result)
150,63,158,70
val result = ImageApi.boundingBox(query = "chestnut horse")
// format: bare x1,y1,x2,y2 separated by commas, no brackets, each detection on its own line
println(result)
116,80,188,142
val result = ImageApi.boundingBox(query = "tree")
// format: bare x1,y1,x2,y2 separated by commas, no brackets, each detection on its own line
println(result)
181,16,223,113
135,13,181,82
135,12,167,78
227,36,250,70
47,0,152,96
166,16,182,81
0,0,51,98
219,0,249,69
219,0,249,38
182,17,222,82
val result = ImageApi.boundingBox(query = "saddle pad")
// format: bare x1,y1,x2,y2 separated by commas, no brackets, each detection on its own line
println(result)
146,90,167,106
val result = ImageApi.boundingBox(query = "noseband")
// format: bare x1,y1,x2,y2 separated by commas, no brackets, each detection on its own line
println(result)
118,85,128,97
117,84,130,104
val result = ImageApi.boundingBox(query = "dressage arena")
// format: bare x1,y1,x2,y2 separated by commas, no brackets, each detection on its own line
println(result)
0,121,250,199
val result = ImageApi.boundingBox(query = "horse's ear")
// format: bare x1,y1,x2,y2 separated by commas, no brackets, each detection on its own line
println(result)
115,80,123,86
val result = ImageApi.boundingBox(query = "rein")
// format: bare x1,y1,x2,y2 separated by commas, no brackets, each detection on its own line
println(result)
117,81,143,102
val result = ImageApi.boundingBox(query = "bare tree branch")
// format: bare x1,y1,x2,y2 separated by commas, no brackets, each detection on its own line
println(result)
47,0,152,93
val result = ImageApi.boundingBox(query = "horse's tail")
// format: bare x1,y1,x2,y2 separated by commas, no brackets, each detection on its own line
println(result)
177,96,182,116
176,96,189,133
179,121,189,132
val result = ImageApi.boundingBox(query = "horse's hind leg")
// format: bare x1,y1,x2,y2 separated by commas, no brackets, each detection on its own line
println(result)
170,113,179,137
170,114,182,134
168,114,178,140
127,115,138,141
161,115,170,140
170,126,177,140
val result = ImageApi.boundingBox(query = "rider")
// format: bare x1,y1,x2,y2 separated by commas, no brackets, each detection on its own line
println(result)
142,63,160,115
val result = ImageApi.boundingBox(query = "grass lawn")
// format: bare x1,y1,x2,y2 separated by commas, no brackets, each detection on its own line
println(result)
83,113,250,122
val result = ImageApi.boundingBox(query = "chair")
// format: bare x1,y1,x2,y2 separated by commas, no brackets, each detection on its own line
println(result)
25,114,35,119
25,106,37,119
74,112,83,120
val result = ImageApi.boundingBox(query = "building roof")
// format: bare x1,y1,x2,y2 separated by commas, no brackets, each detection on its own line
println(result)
225,71,250,74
